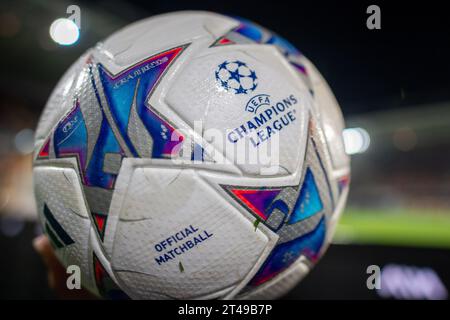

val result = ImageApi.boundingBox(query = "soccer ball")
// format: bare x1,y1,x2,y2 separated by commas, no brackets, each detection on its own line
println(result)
33,11,350,299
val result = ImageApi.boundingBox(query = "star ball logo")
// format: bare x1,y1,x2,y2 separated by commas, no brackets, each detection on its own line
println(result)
215,60,258,94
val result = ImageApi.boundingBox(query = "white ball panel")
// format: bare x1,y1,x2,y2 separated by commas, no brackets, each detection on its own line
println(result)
109,165,269,299
95,11,237,74
33,166,97,293
166,46,311,176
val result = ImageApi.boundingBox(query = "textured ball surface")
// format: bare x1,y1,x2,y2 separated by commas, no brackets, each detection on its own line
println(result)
33,11,350,299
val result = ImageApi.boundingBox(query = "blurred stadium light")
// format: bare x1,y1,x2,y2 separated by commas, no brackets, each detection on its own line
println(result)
343,127,371,155
49,18,79,45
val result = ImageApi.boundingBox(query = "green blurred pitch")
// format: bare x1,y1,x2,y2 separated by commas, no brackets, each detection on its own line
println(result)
334,208,450,249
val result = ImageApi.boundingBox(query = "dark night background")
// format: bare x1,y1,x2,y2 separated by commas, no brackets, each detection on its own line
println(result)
3,0,450,116
0,0,449,299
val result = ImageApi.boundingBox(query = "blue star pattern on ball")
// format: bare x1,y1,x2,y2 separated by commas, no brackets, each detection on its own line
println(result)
215,60,258,94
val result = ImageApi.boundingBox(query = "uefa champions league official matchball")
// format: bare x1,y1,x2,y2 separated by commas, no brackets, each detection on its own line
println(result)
33,11,350,299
